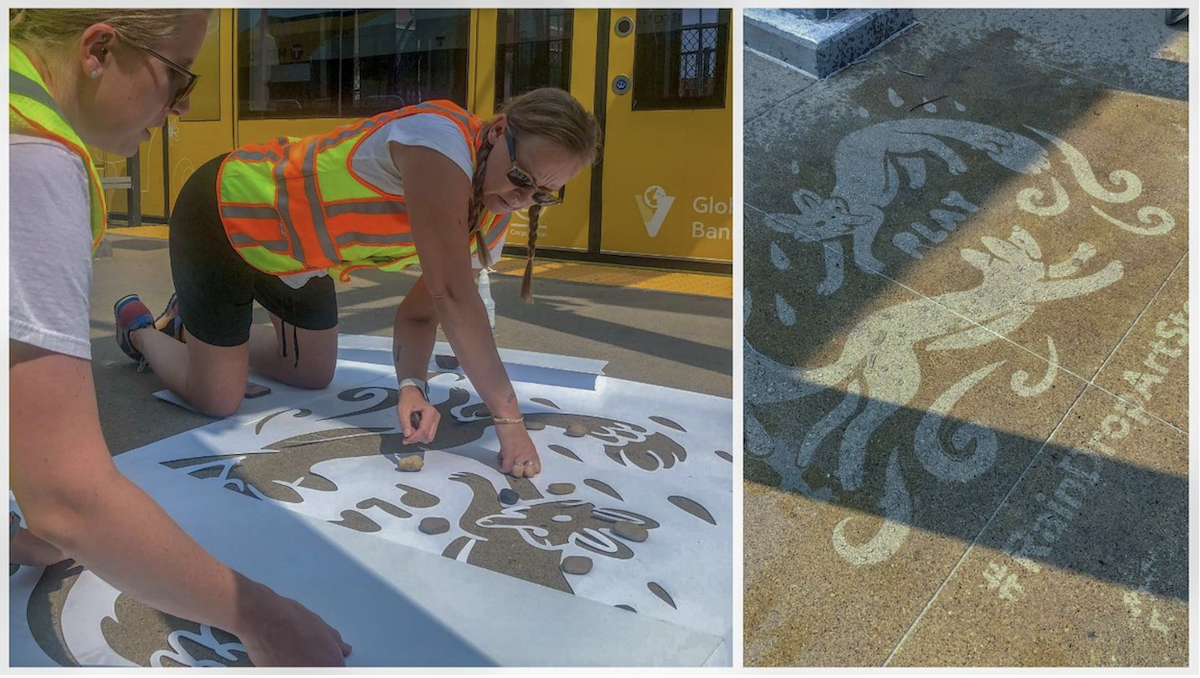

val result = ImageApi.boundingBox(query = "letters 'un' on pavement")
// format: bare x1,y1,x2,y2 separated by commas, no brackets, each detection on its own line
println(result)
743,26,1187,667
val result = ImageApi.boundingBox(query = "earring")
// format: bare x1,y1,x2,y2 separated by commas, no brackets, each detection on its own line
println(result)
89,69,100,79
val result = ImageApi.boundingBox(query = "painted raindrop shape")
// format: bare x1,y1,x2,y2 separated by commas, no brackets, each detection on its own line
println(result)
857,106,869,118
954,100,966,112
887,88,904,107
647,582,677,609
770,241,790,270
649,415,687,433
668,495,717,525
584,478,624,501
775,294,796,327
549,444,582,462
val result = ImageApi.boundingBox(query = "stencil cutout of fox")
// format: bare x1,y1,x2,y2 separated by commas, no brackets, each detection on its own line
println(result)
766,119,1051,295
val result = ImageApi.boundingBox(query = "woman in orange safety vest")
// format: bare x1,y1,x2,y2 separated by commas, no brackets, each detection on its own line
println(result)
118,88,602,480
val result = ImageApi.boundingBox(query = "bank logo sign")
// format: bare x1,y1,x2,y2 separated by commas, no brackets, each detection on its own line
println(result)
635,185,675,238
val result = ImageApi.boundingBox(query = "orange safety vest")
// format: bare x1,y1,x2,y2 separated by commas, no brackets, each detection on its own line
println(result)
216,100,510,281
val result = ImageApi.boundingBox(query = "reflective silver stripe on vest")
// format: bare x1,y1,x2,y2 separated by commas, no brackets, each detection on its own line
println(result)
317,117,382,151
228,148,281,163
220,205,279,220
325,201,407,217
9,71,63,117
228,232,289,252
274,147,305,263
334,232,415,247
302,142,340,264
410,101,472,130
484,213,512,249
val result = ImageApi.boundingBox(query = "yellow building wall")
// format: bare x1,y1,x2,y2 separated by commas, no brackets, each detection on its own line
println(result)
598,10,734,263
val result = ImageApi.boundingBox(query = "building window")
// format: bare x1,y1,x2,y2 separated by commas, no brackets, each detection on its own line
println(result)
237,9,470,119
494,9,573,110
632,9,729,111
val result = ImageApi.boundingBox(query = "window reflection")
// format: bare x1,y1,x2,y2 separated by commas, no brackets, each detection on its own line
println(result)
238,9,470,119
495,9,573,109
633,9,729,111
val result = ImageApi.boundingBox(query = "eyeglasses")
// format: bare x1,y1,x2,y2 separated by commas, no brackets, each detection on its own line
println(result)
504,128,563,207
124,37,200,110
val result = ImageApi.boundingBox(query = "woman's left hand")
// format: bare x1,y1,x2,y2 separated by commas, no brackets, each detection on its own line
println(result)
398,386,440,444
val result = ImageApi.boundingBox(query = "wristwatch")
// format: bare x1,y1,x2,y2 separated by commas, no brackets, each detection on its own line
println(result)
398,377,428,399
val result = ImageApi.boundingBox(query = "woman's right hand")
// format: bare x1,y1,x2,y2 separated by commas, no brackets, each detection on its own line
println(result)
495,423,541,478
398,385,440,445
238,582,351,667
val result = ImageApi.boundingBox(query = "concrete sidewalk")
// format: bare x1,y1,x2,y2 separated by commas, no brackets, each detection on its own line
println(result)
88,237,731,454
743,9,1187,667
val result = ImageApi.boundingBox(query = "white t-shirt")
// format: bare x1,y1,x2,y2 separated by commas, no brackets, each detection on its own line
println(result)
9,134,94,360
279,113,507,289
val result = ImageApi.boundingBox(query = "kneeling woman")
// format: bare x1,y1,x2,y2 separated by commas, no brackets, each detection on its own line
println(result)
119,89,601,478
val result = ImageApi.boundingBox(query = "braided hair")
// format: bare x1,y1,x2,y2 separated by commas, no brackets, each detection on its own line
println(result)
520,204,542,301
467,124,495,271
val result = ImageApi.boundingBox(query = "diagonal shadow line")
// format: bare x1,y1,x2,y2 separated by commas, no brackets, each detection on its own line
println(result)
745,383,1188,606
746,204,1187,437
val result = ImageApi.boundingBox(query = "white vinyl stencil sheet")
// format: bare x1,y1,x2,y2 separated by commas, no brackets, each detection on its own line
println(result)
8,338,732,667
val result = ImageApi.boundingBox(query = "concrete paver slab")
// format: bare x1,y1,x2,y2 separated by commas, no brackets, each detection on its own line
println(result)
888,383,1188,666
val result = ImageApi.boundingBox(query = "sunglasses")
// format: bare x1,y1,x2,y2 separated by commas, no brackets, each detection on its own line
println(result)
123,37,200,110
504,128,563,207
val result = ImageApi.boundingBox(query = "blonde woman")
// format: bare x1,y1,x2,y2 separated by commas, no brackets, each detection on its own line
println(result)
10,9,350,665
120,88,602,480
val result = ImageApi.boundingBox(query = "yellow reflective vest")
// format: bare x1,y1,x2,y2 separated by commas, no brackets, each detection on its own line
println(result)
217,100,510,282
9,43,107,254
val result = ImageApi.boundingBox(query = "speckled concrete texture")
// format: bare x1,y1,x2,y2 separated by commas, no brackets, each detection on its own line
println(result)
744,50,817,123
888,386,1188,667
744,8,1187,668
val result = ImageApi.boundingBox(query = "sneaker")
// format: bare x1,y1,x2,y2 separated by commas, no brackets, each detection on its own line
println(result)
153,292,185,342
114,294,153,362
